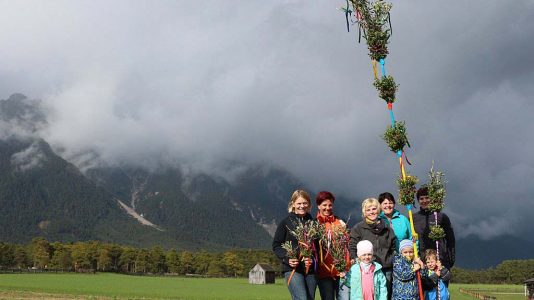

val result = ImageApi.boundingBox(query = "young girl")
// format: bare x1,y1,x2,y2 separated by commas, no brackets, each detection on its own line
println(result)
349,240,387,300
392,239,424,300
422,249,451,300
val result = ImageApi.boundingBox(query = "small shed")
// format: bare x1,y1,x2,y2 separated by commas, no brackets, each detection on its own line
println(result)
525,278,534,300
248,263,275,284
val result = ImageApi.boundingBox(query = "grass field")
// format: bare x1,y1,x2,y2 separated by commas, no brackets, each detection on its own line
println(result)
0,273,526,299
449,283,525,300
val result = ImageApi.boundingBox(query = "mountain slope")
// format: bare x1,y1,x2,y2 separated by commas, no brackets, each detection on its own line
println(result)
0,137,184,247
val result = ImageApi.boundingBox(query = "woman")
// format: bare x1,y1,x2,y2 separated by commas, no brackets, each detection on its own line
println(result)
315,191,350,300
378,192,412,252
349,198,397,300
273,189,317,300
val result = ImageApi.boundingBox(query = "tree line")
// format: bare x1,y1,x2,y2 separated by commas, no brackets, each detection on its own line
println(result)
0,238,280,277
452,260,534,284
1,238,532,283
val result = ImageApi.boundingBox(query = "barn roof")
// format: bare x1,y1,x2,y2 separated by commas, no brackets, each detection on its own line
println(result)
525,278,534,284
253,263,275,272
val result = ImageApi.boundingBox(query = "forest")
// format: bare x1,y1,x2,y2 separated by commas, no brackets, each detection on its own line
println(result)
0,238,533,284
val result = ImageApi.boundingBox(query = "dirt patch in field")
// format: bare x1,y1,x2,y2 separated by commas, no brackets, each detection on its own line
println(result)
0,290,112,300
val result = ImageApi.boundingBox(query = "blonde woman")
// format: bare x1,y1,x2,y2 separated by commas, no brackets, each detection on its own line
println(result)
349,198,397,299
272,190,317,300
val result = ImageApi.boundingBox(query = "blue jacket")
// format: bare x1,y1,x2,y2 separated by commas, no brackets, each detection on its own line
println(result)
349,261,388,300
380,209,412,252
392,254,419,300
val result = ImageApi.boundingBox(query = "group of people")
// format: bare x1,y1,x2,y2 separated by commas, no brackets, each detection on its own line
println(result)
272,189,455,300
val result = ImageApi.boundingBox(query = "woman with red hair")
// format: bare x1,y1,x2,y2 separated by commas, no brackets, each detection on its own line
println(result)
316,191,350,300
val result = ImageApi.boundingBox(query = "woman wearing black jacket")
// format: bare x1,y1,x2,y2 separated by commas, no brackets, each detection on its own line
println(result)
349,197,397,299
273,189,316,300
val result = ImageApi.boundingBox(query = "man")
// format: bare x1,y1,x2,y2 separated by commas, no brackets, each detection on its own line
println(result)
412,186,456,270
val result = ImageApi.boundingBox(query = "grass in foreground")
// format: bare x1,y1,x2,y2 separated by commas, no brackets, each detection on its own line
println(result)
0,273,526,300
0,273,287,300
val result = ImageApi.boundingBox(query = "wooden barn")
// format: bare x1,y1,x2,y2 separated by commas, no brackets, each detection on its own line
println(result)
525,278,534,300
248,263,275,284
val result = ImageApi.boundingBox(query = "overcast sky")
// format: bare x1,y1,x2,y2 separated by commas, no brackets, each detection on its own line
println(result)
1,1,533,241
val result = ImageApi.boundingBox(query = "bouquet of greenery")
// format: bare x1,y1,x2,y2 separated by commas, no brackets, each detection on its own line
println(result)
382,121,410,153
424,163,447,242
288,219,321,274
349,0,393,60
281,241,297,260
428,225,446,240
374,75,398,103
427,164,446,212
397,174,419,206
320,221,350,273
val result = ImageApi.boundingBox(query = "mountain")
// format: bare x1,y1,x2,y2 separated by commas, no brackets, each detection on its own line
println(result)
85,164,288,249
0,137,185,248
2,93,531,269
1,95,315,249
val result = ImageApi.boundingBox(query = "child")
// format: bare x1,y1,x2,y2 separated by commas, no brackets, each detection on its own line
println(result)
422,249,451,300
349,240,387,300
392,239,424,300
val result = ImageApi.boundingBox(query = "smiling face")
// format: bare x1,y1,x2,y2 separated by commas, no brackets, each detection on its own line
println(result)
318,199,334,217
401,247,415,261
418,195,430,210
292,197,310,216
364,205,379,221
359,253,373,264
426,256,437,270
380,198,395,216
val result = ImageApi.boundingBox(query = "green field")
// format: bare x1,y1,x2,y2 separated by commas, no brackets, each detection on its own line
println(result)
0,273,526,299
450,283,525,300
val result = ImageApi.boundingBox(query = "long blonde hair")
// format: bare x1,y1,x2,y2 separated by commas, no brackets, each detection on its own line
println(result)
287,190,311,213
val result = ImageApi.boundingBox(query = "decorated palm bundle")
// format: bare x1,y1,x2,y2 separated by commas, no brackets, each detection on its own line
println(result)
427,165,446,212
320,222,350,274
428,225,446,241
397,173,419,206
281,241,298,260
348,0,393,60
382,120,410,153
288,219,321,273
426,164,447,241
374,75,398,103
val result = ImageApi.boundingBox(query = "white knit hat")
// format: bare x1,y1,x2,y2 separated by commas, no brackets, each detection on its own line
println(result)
357,240,374,256
399,239,413,252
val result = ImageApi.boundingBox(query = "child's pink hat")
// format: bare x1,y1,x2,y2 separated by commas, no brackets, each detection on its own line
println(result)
357,240,374,255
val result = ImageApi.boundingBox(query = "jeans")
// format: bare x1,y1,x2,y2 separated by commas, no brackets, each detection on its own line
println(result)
284,271,317,300
338,278,350,300
317,277,350,300
382,268,392,300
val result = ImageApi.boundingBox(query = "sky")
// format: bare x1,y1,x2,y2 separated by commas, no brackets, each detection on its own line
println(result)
1,0,533,241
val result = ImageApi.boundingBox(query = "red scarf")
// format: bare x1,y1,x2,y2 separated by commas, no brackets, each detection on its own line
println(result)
316,212,336,224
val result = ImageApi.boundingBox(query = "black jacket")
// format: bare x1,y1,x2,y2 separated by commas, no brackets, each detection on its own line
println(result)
412,209,456,269
349,220,397,269
421,266,452,290
272,212,316,274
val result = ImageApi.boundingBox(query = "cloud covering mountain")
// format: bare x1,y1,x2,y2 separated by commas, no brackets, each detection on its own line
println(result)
1,1,533,241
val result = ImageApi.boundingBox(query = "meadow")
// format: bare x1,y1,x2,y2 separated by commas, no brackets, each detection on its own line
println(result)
0,273,526,299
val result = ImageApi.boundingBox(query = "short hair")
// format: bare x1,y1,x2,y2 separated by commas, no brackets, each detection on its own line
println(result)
416,186,429,200
378,192,395,204
361,198,381,219
287,189,311,213
424,249,438,261
316,191,335,206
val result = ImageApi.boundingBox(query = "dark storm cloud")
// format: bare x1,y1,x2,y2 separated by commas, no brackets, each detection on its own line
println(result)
1,1,533,239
